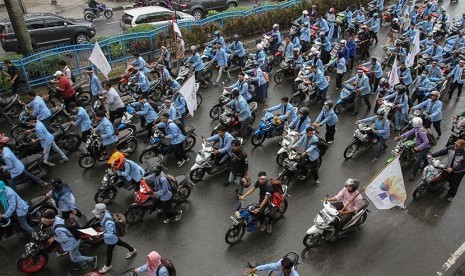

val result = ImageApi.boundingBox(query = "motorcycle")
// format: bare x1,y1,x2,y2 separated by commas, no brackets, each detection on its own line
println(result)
303,198,369,247
225,185,289,245
447,114,465,146
290,81,317,107
412,157,448,200
381,5,396,26
0,152,50,188
118,65,138,93
83,3,113,22
333,83,357,115
343,123,379,159
274,58,295,84
124,174,193,225
292,65,312,92
271,45,284,66
132,0,155,8
0,93,24,118
201,43,216,62
250,111,286,146
276,126,300,166
209,88,233,120
244,53,273,73
211,103,258,136
138,125,197,162
386,139,417,164
47,84,92,107
277,148,322,186
177,61,213,88
78,128,138,169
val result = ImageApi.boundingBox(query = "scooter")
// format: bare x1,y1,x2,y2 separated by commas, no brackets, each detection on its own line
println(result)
303,198,369,247
201,43,216,62
0,153,50,188
47,84,92,107
209,88,233,120
277,148,322,186
290,81,317,107
386,139,417,164
274,57,295,84
250,112,286,147
447,114,465,146
292,65,312,92
0,93,24,118
334,83,357,114
83,3,113,22
343,123,378,159
118,65,137,93
211,103,258,136
177,61,214,88
412,157,448,200
124,174,193,225
276,126,300,166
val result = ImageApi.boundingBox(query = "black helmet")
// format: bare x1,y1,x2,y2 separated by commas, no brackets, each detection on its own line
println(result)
324,99,333,109
152,163,162,176
396,84,406,94
252,60,259,68
299,107,310,117
345,178,360,190
306,126,316,132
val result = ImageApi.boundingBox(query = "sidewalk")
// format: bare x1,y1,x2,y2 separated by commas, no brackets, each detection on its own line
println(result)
0,0,132,21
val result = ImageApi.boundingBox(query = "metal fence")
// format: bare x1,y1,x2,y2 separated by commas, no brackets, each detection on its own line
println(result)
0,0,302,94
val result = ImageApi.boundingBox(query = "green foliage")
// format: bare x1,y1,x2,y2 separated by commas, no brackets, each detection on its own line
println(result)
207,6,251,17
0,53,24,62
123,24,158,34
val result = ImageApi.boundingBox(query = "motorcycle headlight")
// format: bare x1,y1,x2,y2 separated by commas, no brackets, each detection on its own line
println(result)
235,211,241,219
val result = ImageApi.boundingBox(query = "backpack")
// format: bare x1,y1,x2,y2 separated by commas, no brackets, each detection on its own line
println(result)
269,179,285,208
53,223,81,240
164,174,179,191
106,213,127,237
312,137,329,157
170,121,187,136
417,128,437,147
156,258,177,276
263,71,270,82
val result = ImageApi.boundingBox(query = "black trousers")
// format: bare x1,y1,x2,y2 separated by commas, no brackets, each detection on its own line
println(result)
61,209,83,220
158,199,178,219
410,92,425,106
105,239,134,266
373,76,381,93
109,107,125,123
336,73,344,89
354,94,371,113
332,202,355,230
444,171,465,198
172,142,187,162
145,120,155,140
424,119,442,137
240,117,252,138
63,95,78,113
349,56,355,70
449,81,464,99
326,124,336,142
81,129,91,142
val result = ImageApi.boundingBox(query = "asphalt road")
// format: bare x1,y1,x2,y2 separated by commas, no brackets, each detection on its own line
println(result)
2,3,465,276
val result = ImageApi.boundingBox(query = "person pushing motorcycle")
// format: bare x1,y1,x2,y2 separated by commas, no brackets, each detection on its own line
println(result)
108,151,144,190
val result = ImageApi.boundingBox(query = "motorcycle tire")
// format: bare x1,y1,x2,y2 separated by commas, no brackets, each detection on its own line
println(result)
209,106,221,120
274,70,285,84
58,133,81,151
413,180,428,200
94,187,118,204
334,103,343,115
28,206,58,227
139,148,158,163
250,112,256,124
150,87,164,102
118,82,130,93
203,69,213,82
84,13,94,21
225,224,245,245
251,133,266,147
278,171,292,186
104,10,113,19
174,185,191,203
17,253,49,273
303,233,322,248
125,205,147,225
275,198,288,219
266,63,273,73
10,125,28,139
6,103,23,118
196,93,202,107
78,154,97,169
150,70,160,80
189,168,206,183
292,82,300,92
77,91,92,106
273,55,283,66
183,135,196,152
343,140,359,159
276,152,288,166
290,93,305,107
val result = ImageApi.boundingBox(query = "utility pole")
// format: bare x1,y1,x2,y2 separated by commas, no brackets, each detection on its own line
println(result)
4,0,33,54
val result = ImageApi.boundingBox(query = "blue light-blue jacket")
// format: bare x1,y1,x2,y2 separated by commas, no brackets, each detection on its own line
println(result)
384,92,409,114
227,40,246,57
1,147,24,178
169,79,181,93
445,35,465,49
96,117,117,146
346,74,371,95
456,17,465,28
74,106,92,132
362,61,383,78
49,190,77,212
282,41,294,58
256,49,267,68
133,56,151,74
226,95,251,121
136,263,169,276
360,115,390,139
300,27,311,42
327,57,346,73
266,30,282,44
228,80,251,101
101,211,118,245
314,18,329,33
162,104,179,121
173,93,186,115
53,216,79,251
398,68,412,86
420,37,434,49
371,0,384,10
28,96,51,121
412,75,435,96
186,52,204,72
154,174,172,201
307,69,329,90
118,159,145,182
156,120,186,145
211,36,226,49
292,134,320,161
447,64,465,84
2,185,28,218
422,45,443,60
212,47,228,67
355,12,365,22
318,36,332,52
255,260,299,276
35,120,54,148
347,40,356,57
131,100,158,123
250,67,266,87
306,58,324,72
137,72,150,93
316,107,338,126
289,115,311,133
417,20,433,35
413,99,443,122
267,102,297,122
89,74,102,96
207,132,234,155
402,28,419,44
294,14,310,26
364,17,380,33
425,64,443,82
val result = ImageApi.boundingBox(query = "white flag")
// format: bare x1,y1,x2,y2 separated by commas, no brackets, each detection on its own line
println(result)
389,57,400,87
405,30,420,67
365,156,407,209
172,21,182,39
88,41,111,79
178,74,197,117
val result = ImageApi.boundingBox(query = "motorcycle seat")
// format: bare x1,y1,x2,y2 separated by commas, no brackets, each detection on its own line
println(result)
29,195,46,209
120,95,133,103
118,128,133,141
20,153,42,167
50,106,62,116
174,174,187,185
0,96,15,107
53,129,64,139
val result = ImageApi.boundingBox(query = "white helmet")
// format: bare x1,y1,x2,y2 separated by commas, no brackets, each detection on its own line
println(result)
340,39,346,44
412,117,423,128
293,48,300,53
303,10,308,15
273,23,279,29
392,18,399,23
256,43,263,50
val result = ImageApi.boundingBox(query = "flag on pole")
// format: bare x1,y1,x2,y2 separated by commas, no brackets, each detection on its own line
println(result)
405,30,420,67
178,74,197,117
365,156,407,209
388,57,400,87
88,41,111,80
172,21,182,39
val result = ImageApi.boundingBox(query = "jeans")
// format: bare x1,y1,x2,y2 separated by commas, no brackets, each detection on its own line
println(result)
375,137,387,158
443,171,465,198
412,147,430,177
145,120,155,140
336,73,344,89
229,172,243,195
42,116,57,134
17,215,35,235
43,141,67,162
256,84,267,101
69,242,93,266
354,94,371,113
172,142,187,162
394,111,407,131
316,86,328,104
105,239,134,266
326,124,336,142
215,66,231,83
308,159,319,180
9,169,45,190
373,76,381,93
449,81,464,99
424,119,442,137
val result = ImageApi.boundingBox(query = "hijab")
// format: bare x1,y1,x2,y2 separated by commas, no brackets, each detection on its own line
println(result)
147,251,161,273
0,181,9,212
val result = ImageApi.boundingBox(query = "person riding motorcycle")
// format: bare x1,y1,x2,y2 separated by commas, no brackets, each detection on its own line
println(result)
266,96,297,123
291,126,321,184
225,73,251,102
357,109,390,163
206,125,234,165
300,22,311,52
291,48,303,77
227,34,246,69
255,43,267,71
225,89,252,138
420,41,443,61
108,151,145,190
185,46,206,87
130,96,158,139
210,30,226,49
88,0,100,16
156,113,188,167
425,60,443,84
289,107,311,134
265,24,282,53
294,10,310,26
383,84,409,131
313,100,338,143
95,110,118,157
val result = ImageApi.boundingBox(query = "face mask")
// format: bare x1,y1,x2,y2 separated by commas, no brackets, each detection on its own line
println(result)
421,74,427,77
95,214,101,219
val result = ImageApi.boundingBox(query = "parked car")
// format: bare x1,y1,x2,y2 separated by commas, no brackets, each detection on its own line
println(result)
0,13,96,53
171,0,239,20
120,6,194,30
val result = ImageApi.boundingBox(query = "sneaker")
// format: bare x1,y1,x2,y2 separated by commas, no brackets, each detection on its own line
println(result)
59,157,69,163
213,81,218,86
164,218,175,224
125,249,137,259
327,140,334,144
90,256,98,270
99,265,112,274
184,157,190,163
315,179,321,185
43,160,56,167
259,222,266,232
447,197,453,202
175,210,183,221
266,223,273,234
41,182,49,189
177,160,186,168
73,263,81,271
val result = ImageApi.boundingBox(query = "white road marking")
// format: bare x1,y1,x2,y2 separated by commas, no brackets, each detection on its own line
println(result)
437,240,465,275
105,21,119,25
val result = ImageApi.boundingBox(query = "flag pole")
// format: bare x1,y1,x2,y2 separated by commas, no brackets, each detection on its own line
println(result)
341,155,400,210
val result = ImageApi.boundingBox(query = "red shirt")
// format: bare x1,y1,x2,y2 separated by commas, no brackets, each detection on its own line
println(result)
58,77,75,98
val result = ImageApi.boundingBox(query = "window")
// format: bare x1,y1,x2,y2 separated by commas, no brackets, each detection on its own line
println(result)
160,12,173,21
45,18,65,27
135,15,148,24
146,12,165,23
26,19,45,30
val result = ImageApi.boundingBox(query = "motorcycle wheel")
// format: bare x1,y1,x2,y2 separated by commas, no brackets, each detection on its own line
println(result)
104,10,113,19
273,55,283,66
203,69,213,82
175,185,191,203
290,93,305,107
413,180,428,200
118,82,129,93
84,13,94,21
292,82,300,92
275,198,288,219
303,233,322,248
139,149,158,163
266,63,273,73
343,140,359,159
334,103,343,115
29,206,58,227
225,224,245,245
124,139,138,154
278,172,292,186
360,212,368,225
251,133,266,146
7,103,23,118
196,93,202,107
17,253,49,273
274,70,285,84
250,112,256,124
59,134,81,151
78,154,96,169
183,135,196,152
51,114,68,126
276,152,288,166
94,187,118,204
150,87,164,102
209,106,221,120
125,205,146,225
10,125,28,139
77,91,92,106
189,168,206,183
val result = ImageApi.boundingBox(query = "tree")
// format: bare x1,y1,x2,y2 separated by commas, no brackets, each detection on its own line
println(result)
4,0,33,54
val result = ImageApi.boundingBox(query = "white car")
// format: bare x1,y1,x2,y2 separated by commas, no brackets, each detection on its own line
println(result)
120,6,194,30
